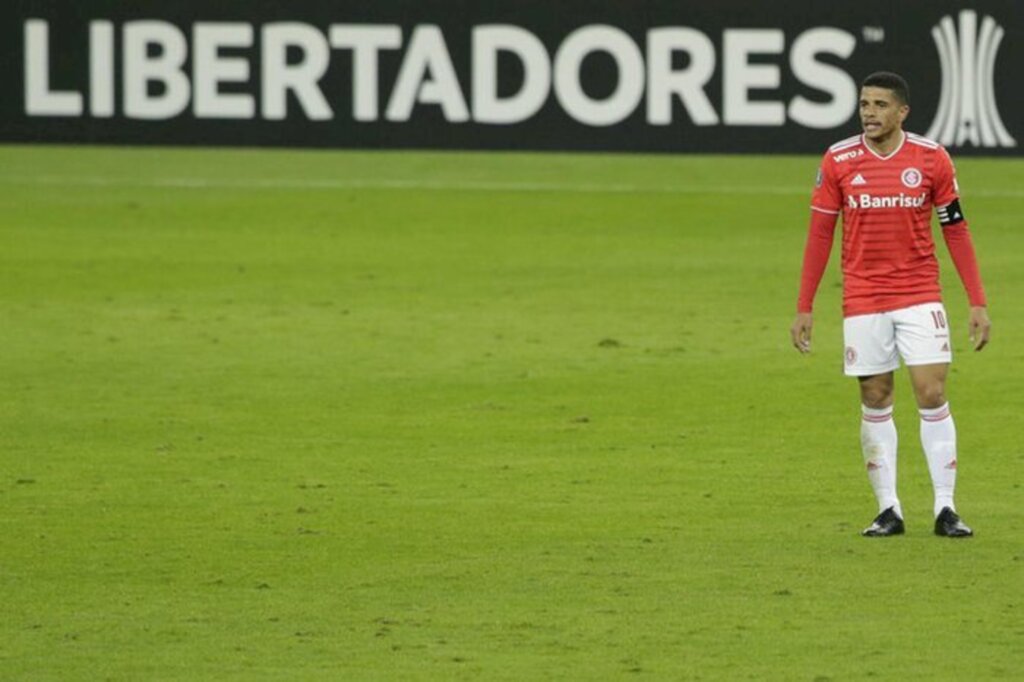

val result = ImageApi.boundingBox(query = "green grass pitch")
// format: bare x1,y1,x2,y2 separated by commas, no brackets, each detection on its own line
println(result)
1,144,1021,680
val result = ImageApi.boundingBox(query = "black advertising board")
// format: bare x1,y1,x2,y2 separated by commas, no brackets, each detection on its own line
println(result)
0,0,1020,155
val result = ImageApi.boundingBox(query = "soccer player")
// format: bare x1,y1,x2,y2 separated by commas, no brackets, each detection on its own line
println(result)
790,72,990,538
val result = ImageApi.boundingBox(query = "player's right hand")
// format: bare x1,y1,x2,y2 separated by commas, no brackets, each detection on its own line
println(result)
791,313,814,353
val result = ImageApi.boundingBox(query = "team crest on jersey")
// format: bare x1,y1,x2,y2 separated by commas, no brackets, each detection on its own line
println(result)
901,167,923,188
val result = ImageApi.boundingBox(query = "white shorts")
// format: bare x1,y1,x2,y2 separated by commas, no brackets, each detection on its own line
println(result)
843,302,953,377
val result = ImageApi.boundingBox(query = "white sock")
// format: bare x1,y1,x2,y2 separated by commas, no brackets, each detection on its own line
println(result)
861,404,901,518
920,403,957,517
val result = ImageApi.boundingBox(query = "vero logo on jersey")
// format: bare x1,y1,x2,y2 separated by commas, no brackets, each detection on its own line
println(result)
833,148,864,163
925,10,1017,148
848,193,927,209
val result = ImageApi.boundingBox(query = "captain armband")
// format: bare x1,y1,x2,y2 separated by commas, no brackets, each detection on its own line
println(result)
937,198,965,227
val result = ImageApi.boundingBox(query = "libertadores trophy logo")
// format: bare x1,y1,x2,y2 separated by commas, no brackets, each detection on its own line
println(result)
925,10,1016,148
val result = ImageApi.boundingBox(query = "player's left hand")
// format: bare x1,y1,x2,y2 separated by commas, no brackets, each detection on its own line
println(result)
968,305,991,351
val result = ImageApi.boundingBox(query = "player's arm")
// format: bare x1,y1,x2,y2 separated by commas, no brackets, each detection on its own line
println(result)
934,149,991,351
792,160,841,353
792,210,838,352
939,202,990,350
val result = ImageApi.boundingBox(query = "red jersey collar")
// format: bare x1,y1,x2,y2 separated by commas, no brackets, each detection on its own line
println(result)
862,130,906,161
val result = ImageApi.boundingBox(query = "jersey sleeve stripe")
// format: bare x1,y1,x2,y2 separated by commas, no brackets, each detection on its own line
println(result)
811,206,840,215
906,134,939,149
907,132,940,147
906,138,939,149
828,134,862,151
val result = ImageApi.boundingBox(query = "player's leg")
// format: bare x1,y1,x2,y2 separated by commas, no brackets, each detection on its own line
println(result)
906,363,971,535
906,361,949,410
859,371,894,408
857,372,903,534
898,303,973,537
844,312,903,535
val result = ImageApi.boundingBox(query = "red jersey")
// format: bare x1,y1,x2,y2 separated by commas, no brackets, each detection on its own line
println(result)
800,131,985,317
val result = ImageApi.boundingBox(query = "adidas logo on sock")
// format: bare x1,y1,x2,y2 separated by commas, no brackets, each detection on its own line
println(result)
851,173,867,185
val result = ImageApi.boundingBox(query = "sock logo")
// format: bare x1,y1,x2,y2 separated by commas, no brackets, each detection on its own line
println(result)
925,10,1017,148
945,459,958,469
